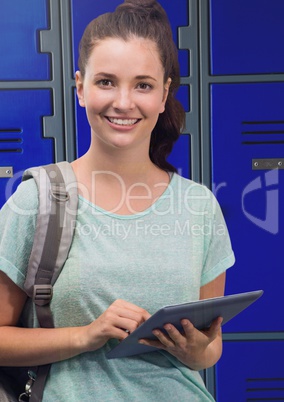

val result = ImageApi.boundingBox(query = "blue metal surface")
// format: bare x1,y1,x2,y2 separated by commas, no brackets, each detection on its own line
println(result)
211,83,284,332
210,0,284,75
0,90,54,207
0,0,50,80
168,134,191,179
216,341,284,401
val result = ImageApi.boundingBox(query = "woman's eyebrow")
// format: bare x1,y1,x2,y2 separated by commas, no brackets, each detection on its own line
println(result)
135,75,157,82
94,72,116,79
93,73,157,82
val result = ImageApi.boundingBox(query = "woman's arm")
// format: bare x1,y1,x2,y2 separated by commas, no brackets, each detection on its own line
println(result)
0,271,150,367
139,272,226,370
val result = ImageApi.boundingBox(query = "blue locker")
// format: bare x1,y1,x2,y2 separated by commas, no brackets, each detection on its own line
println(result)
0,90,54,207
0,0,50,80
167,134,191,179
71,0,191,178
216,341,284,401
210,0,284,75
211,83,284,332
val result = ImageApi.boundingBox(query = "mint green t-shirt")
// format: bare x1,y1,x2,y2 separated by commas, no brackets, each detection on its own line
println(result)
0,173,235,401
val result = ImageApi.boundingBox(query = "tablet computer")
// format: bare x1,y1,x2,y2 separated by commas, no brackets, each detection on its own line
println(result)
106,290,263,359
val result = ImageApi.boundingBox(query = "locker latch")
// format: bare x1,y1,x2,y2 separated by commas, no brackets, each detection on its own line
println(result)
0,167,13,177
252,158,284,170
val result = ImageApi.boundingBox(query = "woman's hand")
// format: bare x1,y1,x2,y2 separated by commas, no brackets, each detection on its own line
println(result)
0,278,150,366
80,299,151,353
138,317,223,371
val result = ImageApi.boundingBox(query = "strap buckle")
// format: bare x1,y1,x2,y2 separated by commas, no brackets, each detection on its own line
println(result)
50,184,70,203
18,370,36,401
33,285,53,306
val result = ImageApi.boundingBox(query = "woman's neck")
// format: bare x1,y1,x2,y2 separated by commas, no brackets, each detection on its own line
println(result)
75,144,163,183
71,146,170,215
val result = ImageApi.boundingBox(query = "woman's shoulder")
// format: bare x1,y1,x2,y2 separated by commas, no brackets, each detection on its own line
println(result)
0,178,39,288
7,178,38,209
171,173,219,216
4,177,39,216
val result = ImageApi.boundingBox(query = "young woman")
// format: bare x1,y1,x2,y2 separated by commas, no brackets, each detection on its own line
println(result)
0,0,235,400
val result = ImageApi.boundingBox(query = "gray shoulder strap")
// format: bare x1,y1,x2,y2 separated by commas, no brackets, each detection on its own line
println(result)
22,162,78,301
20,162,77,402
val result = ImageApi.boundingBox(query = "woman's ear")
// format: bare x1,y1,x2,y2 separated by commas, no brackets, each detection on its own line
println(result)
159,77,172,113
75,71,85,107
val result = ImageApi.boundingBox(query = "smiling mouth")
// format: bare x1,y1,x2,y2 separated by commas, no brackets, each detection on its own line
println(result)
107,117,140,126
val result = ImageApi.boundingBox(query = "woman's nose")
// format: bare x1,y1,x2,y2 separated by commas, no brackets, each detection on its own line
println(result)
112,88,135,111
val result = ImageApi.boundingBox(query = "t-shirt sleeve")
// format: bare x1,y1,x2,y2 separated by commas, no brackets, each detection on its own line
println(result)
0,179,38,289
200,191,235,286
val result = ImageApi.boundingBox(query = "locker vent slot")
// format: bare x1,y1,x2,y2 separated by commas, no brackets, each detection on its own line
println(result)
0,129,23,153
241,120,284,145
0,149,22,153
246,377,284,401
0,129,22,133
0,139,21,143
243,141,284,145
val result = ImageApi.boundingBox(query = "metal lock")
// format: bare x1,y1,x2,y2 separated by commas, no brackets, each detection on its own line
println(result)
0,166,13,177
252,158,284,170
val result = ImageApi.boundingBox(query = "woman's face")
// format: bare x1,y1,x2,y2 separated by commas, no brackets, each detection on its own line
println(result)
76,36,171,154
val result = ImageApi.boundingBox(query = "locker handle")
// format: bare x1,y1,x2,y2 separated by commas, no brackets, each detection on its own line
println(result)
0,167,13,178
252,158,284,170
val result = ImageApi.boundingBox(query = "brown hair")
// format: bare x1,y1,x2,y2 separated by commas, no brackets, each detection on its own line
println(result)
78,0,185,172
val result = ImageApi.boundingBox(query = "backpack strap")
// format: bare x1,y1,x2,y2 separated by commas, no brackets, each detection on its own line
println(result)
21,161,78,402
23,162,78,306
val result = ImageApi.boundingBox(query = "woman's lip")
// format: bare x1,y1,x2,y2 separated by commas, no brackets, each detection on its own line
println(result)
106,117,140,126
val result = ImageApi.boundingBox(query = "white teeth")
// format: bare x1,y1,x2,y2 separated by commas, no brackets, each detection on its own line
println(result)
108,117,138,126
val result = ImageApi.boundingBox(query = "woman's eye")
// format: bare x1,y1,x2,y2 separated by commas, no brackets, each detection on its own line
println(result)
137,83,152,90
97,79,113,87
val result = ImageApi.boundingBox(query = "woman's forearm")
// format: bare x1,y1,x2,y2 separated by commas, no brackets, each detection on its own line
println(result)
0,325,87,367
0,298,150,367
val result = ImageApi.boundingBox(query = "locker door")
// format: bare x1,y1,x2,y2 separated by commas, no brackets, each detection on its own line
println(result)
211,82,284,401
0,0,50,81
216,341,284,402
211,83,284,332
210,0,284,75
